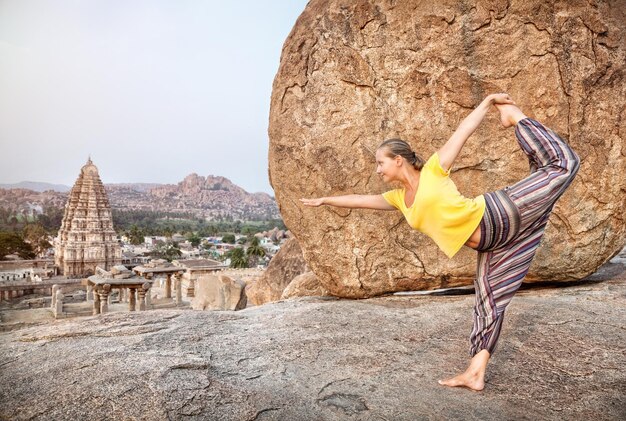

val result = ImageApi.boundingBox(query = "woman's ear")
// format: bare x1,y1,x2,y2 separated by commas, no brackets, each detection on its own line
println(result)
395,155,403,166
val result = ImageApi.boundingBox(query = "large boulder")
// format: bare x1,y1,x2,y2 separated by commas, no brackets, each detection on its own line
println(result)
246,237,309,305
269,0,626,298
191,275,247,311
281,271,330,300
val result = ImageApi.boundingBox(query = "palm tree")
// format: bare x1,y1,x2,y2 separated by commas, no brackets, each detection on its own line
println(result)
187,232,201,247
127,225,144,245
228,247,248,268
246,237,266,267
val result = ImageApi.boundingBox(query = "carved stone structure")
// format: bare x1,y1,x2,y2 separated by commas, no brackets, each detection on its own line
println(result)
173,258,226,298
54,158,121,277
86,266,153,314
53,290,65,319
133,261,185,302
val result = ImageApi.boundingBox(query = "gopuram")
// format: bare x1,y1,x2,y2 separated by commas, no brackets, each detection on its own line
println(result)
54,158,121,277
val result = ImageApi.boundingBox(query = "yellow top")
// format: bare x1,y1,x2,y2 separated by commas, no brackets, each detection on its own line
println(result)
382,152,486,258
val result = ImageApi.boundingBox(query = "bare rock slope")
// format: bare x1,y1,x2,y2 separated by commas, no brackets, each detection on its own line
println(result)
1,250,625,420
268,0,626,297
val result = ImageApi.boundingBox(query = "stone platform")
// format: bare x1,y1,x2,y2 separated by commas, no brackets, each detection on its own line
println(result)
0,249,624,420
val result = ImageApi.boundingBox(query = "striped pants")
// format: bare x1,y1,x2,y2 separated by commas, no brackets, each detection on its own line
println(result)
470,118,580,356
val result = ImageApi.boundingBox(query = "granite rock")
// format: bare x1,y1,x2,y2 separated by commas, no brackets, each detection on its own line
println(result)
268,0,626,298
246,238,309,305
1,249,625,420
192,274,247,311
281,271,330,300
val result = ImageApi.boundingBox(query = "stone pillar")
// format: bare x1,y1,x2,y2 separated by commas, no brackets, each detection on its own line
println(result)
54,290,64,318
93,286,101,315
119,288,125,303
86,285,93,301
129,288,136,311
165,274,172,299
99,284,111,314
51,285,59,308
137,288,145,311
175,274,182,306
138,282,150,311
145,284,153,309
186,278,195,298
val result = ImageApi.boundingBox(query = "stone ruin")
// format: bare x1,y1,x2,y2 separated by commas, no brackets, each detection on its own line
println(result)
54,158,122,277
268,0,626,298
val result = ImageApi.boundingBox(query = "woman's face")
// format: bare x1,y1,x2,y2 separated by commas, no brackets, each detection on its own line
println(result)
375,148,401,183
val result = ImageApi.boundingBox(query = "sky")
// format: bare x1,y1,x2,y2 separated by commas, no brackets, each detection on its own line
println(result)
0,0,309,195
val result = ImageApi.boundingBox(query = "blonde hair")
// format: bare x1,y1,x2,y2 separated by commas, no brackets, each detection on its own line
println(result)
378,138,424,170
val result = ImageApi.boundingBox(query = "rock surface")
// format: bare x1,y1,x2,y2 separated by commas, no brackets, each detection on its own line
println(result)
281,271,329,299
246,237,309,305
192,275,247,311
268,0,626,298
1,249,625,420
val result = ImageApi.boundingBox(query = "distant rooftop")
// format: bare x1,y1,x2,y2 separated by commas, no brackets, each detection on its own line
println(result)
174,259,223,268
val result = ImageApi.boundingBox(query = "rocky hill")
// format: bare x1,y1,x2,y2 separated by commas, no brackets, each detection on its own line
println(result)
0,181,70,193
0,175,280,221
0,189,67,214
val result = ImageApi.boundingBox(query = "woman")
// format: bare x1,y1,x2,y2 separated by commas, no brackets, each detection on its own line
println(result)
300,93,580,391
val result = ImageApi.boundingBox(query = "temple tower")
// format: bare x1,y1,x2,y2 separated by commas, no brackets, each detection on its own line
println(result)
54,158,121,277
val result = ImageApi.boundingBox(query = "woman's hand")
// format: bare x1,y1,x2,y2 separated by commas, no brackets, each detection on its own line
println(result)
300,198,325,207
489,93,516,105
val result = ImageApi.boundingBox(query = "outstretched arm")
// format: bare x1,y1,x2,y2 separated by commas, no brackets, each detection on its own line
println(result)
438,93,515,171
300,194,395,210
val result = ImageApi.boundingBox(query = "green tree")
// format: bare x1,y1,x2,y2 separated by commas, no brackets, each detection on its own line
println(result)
38,206,64,231
0,232,36,260
246,236,266,267
228,247,248,268
23,223,52,257
127,224,144,245
153,241,182,262
221,233,236,244
187,232,202,247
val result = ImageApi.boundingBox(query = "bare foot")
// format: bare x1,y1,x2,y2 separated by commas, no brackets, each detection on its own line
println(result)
438,370,485,391
495,103,527,128
439,349,490,391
